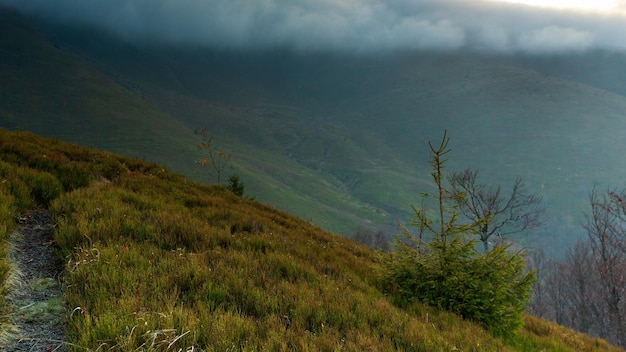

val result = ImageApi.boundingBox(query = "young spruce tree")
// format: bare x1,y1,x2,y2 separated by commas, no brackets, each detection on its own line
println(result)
226,174,245,196
380,131,536,337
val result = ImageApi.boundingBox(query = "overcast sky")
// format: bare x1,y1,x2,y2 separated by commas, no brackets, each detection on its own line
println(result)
2,0,626,53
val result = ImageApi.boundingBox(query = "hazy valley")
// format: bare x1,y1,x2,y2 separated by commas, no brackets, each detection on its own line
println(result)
3,3,626,349
3,6,626,257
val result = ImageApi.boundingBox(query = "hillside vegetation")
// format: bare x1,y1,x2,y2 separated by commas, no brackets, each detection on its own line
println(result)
0,6,198,174
0,6,387,236
5,7,626,257
0,128,622,351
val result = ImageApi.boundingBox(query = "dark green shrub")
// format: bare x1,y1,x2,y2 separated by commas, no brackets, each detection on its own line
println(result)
227,174,245,196
55,162,93,190
96,157,126,181
382,237,534,336
2,177,31,210
380,131,535,337
0,156,61,212
15,168,63,207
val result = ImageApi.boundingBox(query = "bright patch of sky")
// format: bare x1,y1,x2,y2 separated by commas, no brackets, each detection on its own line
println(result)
492,0,621,12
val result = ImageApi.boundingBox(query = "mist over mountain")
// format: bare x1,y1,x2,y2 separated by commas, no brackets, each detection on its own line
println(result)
3,0,626,53
6,3,626,348
4,3,626,257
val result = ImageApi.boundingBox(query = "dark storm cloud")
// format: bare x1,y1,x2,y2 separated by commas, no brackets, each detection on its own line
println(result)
2,0,626,52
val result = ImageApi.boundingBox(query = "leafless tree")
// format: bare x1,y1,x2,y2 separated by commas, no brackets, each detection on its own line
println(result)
583,189,626,346
527,249,553,318
528,188,626,348
545,261,571,325
354,227,390,251
448,168,545,251
561,241,600,334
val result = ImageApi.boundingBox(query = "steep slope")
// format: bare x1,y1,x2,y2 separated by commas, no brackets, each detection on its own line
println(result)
0,5,198,173
0,128,623,351
41,23,626,253
5,7,626,255
0,7,390,236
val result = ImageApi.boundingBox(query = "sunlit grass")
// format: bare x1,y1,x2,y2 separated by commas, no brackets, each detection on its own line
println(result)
0,134,67,345
0,186,17,345
0,128,623,351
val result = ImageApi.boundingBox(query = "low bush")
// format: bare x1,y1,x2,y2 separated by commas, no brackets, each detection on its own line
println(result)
380,132,535,337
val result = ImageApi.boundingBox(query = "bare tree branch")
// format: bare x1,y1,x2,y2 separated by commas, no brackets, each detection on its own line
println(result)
448,168,545,251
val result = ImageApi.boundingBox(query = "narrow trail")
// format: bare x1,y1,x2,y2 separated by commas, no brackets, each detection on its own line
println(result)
4,209,67,351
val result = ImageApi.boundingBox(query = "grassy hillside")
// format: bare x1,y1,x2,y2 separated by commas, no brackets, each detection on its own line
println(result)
5,7,626,256
0,6,200,174
0,7,392,236
58,41,626,253
0,128,623,351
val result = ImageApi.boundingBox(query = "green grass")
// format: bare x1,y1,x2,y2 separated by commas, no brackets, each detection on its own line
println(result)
0,128,623,351
0,133,70,344
1,8,625,349
0,7,396,239
0,186,17,344
9,8,626,257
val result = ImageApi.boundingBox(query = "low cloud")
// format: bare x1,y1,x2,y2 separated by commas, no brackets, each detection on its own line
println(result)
2,0,626,53
517,26,594,53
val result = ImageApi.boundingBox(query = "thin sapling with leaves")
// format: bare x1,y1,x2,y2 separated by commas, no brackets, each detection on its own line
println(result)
196,128,232,185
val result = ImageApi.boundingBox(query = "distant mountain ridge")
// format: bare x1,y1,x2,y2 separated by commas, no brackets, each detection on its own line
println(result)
3,6,626,255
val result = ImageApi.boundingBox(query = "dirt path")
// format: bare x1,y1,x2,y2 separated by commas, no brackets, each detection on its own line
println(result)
4,209,67,351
